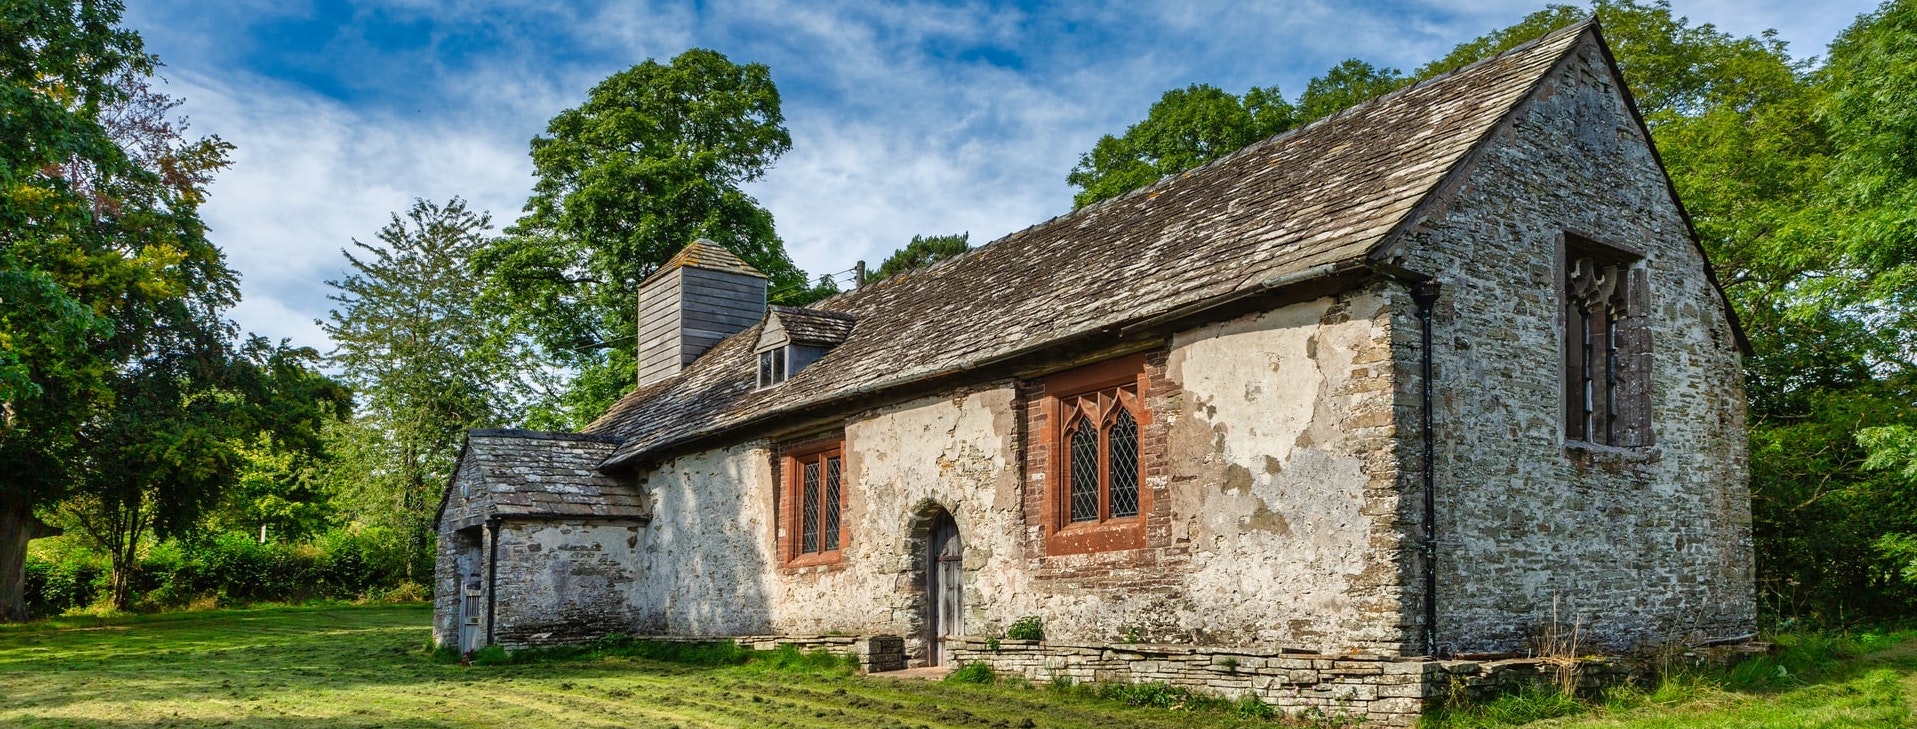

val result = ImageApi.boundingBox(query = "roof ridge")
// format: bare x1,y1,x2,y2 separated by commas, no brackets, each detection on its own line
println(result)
468,428,626,443
589,19,1602,470
809,25,1599,309
1076,16,1597,218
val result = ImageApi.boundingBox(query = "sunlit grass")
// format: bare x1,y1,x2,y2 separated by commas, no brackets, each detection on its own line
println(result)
1422,629,1917,728
0,604,1289,728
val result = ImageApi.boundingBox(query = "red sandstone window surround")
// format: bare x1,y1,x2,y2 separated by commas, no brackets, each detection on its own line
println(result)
1039,354,1152,555
780,441,845,566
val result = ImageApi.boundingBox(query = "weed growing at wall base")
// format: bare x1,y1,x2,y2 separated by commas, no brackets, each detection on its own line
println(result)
948,660,999,684
1421,628,1917,728
464,633,852,673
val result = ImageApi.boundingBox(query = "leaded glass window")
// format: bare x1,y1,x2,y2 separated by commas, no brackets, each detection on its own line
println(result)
1068,421,1100,523
1108,409,1140,518
786,445,846,561
823,456,842,551
1053,378,1146,529
800,460,821,553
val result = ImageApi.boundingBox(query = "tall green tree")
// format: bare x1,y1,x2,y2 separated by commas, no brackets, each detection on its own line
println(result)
2,0,349,614
479,49,812,427
1066,61,1410,209
873,233,970,281
59,335,347,609
1826,0,1917,608
1295,59,1408,122
1067,84,1295,208
324,198,525,579
1436,0,1917,618
0,0,210,619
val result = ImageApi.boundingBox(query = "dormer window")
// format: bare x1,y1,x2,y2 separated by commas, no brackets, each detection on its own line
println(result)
759,347,789,388
755,305,856,390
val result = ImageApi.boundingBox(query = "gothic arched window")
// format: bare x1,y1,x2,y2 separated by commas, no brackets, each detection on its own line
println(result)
1055,380,1145,525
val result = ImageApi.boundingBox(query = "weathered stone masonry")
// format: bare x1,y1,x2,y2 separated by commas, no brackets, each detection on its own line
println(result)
433,22,1754,727
1387,35,1753,655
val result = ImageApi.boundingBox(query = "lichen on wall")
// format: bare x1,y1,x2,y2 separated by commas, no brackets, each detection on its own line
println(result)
638,443,779,635
1159,290,1406,652
491,521,651,647
1393,36,1753,654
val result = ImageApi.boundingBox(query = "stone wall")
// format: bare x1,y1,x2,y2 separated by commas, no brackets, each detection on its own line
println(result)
633,443,780,635
490,520,653,649
948,637,1664,728
1390,35,1754,654
617,292,1407,659
947,637,1427,726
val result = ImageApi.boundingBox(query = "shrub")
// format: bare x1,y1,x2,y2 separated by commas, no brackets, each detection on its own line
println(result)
1093,682,1235,712
947,661,998,684
21,527,421,616
1006,615,1045,641
470,645,510,666
22,550,106,616
1233,693,1276,720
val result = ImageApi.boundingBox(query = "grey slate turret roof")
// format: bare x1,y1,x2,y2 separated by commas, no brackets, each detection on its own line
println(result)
644,238,766,285
583,21,1611,470
435,430,646,530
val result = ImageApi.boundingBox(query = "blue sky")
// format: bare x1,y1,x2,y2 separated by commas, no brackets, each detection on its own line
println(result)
124,0,1880,354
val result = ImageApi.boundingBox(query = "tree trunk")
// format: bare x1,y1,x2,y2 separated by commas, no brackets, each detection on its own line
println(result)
1,499,58,622
107,537,137,611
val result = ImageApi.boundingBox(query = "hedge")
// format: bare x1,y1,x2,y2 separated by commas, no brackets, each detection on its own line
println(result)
22,528,424,616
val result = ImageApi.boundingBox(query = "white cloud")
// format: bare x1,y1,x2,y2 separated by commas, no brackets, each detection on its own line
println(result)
127,0,1880,356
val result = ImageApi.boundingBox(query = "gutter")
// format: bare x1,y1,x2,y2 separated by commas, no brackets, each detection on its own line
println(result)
1410,278,1443,658
600,259,1371,473
485,517,500,647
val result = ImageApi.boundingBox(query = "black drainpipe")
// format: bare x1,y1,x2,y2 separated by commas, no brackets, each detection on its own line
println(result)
485,517,501,647
1411,279,1443,658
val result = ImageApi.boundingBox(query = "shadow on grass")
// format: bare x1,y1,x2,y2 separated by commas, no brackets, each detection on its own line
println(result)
0,604,1284,729
1422,630,1917,729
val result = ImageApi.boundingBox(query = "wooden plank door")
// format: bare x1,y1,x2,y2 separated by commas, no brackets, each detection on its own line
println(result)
927,514,962,665
458,571,483,653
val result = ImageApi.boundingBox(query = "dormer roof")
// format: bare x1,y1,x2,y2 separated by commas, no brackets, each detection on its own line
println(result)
758,306,857,350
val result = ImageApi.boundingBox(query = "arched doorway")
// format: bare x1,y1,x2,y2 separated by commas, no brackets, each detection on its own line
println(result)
925,509,963,665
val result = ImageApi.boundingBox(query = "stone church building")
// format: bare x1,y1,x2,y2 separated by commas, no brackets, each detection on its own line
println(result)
434,22,1753,723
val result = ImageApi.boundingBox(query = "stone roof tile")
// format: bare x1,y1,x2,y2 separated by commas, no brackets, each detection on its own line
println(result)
437,430,646,527
641,238,766,287
768,306,856,346
585,22,1592,469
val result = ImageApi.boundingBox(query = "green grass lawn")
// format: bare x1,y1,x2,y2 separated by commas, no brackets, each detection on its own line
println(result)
2,604,1914,728
1428,633,1917,729
0,604,1275,728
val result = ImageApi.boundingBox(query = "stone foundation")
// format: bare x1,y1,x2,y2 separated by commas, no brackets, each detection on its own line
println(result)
493,629,1758,725
945,637,1720,727
948,637,1427,726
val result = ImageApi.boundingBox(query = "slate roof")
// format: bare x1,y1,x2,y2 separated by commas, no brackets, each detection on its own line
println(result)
436,430,646,529
585,22,1594,469
767,306,857,347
